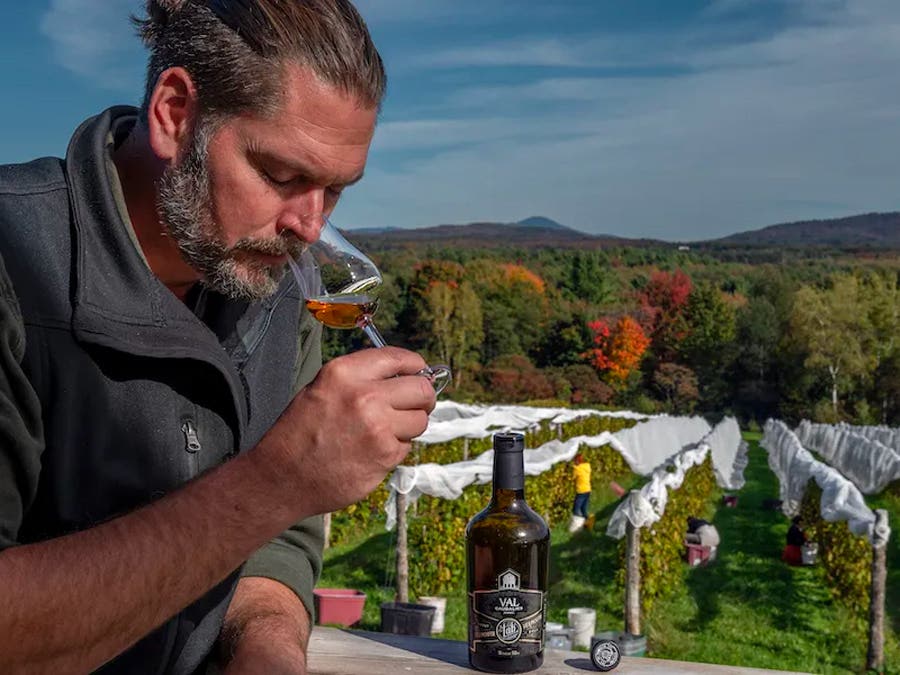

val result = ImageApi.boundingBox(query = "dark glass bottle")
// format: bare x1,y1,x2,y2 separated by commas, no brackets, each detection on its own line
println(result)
466,433,550,673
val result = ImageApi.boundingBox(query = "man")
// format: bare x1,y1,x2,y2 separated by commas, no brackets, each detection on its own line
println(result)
0,1,434,672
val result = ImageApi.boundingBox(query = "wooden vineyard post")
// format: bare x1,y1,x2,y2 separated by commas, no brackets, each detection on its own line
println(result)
624,491,641,636
410,443,419,517
323,513,331,550
396,491,409,603
463,437,469,461
867,509,889,672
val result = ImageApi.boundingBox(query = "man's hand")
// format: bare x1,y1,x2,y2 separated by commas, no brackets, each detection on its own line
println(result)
0,347,434,671
217,577,311,675
263,346,436,514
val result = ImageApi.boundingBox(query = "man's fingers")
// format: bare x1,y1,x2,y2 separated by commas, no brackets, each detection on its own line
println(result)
384,374,437,413
392,409,431,442
335,346,429,380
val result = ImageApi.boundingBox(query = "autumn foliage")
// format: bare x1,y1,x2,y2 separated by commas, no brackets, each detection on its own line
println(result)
585,315,651,384
323,242,900,425
500,263,546,295
637,270,693,358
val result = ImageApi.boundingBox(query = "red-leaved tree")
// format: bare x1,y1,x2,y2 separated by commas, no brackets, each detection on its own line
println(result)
636,269,693,359
585,315,651,385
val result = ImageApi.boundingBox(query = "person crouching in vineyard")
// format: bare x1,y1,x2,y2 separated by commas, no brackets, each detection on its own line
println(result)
782,516,807,566
569,454,593,532
686,517,721,561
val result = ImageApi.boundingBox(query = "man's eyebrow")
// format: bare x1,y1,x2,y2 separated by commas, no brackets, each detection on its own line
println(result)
252,147,364,186
341,171,365,187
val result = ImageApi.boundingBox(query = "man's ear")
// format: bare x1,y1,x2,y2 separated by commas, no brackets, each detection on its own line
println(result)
146,67,199,163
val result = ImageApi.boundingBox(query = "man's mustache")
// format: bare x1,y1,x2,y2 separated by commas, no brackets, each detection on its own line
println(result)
230,233,306,259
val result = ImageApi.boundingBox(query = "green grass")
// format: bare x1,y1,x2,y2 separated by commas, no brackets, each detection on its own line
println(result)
320,437,899,673
648,443,899,674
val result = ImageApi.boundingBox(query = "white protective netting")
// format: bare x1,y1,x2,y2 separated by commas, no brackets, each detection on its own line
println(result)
794,420,900,494
605,417,746,539
833,422,900,453
416,401,653,443
416,400,653,444
385,413,748,531
760,419,888,544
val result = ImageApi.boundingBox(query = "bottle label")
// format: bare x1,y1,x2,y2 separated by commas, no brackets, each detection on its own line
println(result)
469,568,545,657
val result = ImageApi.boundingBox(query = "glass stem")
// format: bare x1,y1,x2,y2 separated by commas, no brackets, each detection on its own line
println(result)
359,316,388,349
358,315,448,394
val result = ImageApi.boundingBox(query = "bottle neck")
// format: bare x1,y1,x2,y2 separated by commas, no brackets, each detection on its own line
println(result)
492,449,525,505
491,487,526,508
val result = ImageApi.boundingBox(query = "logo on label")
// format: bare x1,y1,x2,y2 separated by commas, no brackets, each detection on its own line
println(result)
498,569,521,591
496,618,523,644
498,597,524,611
470,567,544,656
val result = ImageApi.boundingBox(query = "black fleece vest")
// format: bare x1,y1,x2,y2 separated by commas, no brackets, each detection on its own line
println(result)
0,108,302,673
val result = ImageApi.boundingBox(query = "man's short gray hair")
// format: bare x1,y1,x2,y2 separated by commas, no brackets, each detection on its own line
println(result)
133,0,386,122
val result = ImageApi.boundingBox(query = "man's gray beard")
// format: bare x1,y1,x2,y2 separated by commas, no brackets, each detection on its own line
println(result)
155,121,303,301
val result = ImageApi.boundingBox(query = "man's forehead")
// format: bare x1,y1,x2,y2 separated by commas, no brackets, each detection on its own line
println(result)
238,127,368,185
231,65,376,178
270,64,377,141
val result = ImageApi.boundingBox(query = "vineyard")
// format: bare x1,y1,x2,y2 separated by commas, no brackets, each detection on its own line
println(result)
318,406,899,673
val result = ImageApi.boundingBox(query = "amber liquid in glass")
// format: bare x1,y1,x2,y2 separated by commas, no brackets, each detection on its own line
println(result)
305,294,379,329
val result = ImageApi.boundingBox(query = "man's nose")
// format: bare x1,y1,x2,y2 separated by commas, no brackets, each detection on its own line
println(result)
276,188,326,242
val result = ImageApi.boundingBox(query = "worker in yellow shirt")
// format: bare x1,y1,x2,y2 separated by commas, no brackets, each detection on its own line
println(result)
569,453,592,532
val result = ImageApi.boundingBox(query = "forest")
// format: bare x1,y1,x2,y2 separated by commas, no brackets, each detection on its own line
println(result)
323,238,900,428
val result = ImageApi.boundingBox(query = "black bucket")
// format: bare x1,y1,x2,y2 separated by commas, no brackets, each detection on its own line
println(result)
380,602,436,636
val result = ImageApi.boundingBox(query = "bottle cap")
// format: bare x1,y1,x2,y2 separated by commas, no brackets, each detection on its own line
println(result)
494,433,524,453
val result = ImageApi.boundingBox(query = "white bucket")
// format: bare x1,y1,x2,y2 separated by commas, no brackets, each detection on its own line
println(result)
801,542,819,566
567,607,596,648
417,596,447,634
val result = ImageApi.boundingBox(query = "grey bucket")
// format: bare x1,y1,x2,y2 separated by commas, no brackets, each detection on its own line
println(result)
380,602,436,636
621,633,647,656
547,628,573,651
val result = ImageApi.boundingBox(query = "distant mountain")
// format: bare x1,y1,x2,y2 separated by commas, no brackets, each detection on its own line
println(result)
708,212,900,248
517,216,570,230
346,218,657,251
346,226,402,234
345,211,900,252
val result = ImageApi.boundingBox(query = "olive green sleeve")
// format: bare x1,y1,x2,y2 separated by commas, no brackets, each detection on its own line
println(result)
240,307,325,619
240,515,326,620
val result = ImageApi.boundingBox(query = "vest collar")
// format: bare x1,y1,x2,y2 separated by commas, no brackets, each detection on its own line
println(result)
66,106,206,335
63,106,292,436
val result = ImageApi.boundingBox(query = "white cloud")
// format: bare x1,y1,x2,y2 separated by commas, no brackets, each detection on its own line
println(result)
34,0,900,240
40,0,144,91
353,0,561,25
338,1,900,240
413,32,689,71
420,39,588,69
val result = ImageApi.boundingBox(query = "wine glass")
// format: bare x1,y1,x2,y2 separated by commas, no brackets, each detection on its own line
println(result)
287,217,452,395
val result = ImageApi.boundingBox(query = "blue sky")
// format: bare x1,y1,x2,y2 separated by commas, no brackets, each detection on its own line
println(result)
3,0,900,241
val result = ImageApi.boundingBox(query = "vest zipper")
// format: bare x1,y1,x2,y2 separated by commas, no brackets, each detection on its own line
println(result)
182,420,201,453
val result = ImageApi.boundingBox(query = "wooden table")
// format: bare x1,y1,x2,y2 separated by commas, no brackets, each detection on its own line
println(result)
307,627,809,674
